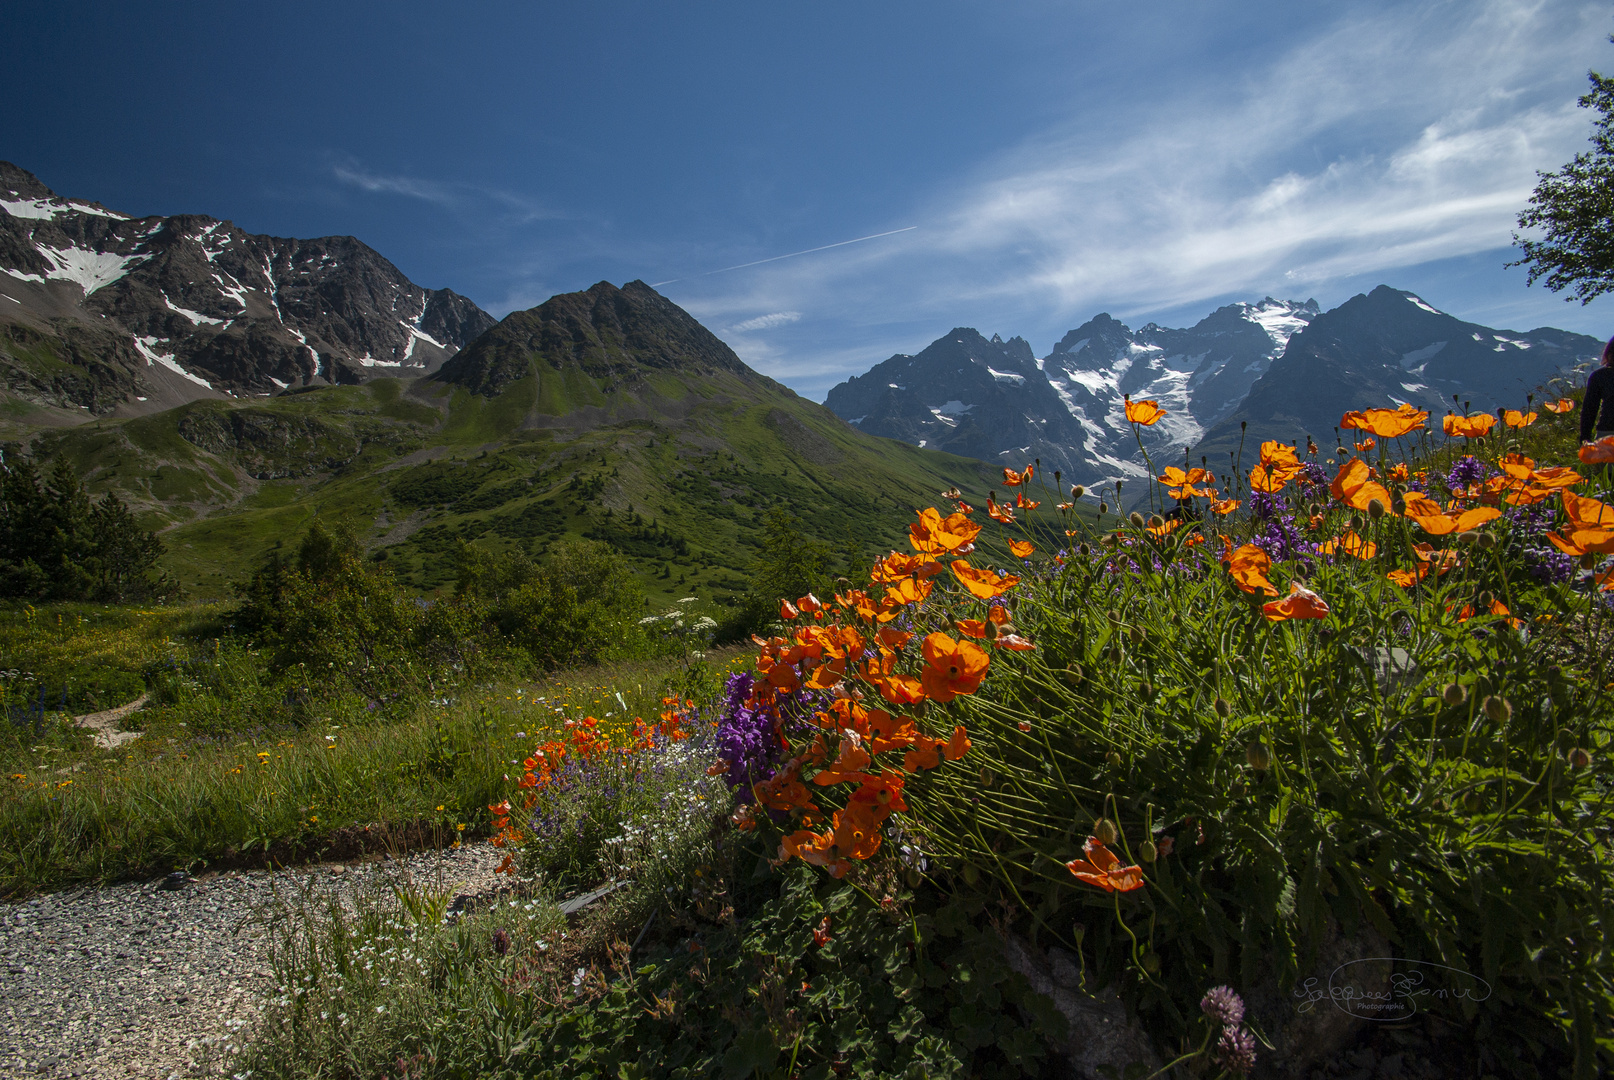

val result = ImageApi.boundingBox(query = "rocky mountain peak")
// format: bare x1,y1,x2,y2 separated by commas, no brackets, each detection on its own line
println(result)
0,162,495,416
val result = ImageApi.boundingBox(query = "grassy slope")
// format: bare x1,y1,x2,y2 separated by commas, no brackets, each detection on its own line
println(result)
13,366,1029,605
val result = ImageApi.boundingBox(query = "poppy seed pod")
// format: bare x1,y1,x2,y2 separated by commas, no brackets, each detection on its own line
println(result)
1482,695,1512,722
1246,740,1272,770
1476,532,1497,551
1214,696,1232,718
1139,840,1158,863
1129,511,1147,528
1442,682,1467,706
1093,818,1118,845
1098,501,1109,515
1367,498,1386,520
1071,484,1085,499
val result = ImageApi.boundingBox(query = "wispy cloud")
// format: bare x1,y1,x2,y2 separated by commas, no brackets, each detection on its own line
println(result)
674,0,1612,381
726,311,802,333
332,160,555,223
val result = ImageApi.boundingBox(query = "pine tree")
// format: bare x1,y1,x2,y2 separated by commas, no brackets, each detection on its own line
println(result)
1511,49,1614,303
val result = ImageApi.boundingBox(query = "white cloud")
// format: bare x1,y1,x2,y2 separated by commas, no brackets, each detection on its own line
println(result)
333,160,554,223
672,0,1613,380
726,311,801,333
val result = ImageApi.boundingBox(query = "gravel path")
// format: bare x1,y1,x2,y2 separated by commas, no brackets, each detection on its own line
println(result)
0,846,511,1079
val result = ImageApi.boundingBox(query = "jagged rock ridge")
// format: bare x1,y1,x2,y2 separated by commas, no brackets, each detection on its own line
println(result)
0,162,495,414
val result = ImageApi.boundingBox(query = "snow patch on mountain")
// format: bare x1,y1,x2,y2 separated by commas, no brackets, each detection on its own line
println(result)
37,244,147,295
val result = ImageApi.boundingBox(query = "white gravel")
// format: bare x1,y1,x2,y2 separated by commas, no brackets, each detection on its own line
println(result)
0,846,511,1078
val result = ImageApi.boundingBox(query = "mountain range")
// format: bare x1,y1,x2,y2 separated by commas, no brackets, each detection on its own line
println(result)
825,288,1601,485
0,162,495,417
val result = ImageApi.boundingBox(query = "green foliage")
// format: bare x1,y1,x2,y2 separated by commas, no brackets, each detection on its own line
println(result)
1512,47,1614,303
907,508,1614,1076
0,449,175,602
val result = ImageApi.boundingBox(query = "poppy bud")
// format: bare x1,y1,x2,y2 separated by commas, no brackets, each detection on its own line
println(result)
1107,609,1121,625
1093,818,1118,845
1335,446,1350,460
1107,645,1124,665
1476,532,1497,551
1141,952,1161,974
1366,499,1386,519
1078,542,1091,557
962,864,980,885
904,867,923,887
1580,553,1597,571
1098,501,1109,515
1246,741,1271,770
1129,511,1146,528
1568,747,1592,769
1457,530,1479,544
1071,484,1085,499
1139,840,1158,863
1477,590,1493,609
1214,697,1232,718
1441,682,1466,706
1307,502,1320,518
1482,695,1511,722
978,767,995,788
1139,680,1154,698
1053,470,1060,482
1106,751,1123,768
1062,664,1084,686
1349,515,1363,532
1147,514,1165,529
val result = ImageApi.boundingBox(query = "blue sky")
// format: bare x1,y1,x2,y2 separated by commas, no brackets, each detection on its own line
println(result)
5,0,1613,399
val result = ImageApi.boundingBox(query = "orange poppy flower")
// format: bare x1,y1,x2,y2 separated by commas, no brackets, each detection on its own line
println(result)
1455,598,1521,628
1002,465,1033,486
1386,567,1424,588
1353,438,1376,453
1443,412,1495,438
1158,466,1216,499
1262,581,1330,622
1124,398,1165,425
1386,463,1409,482
944,724,971,760
919,633,990,702
1596,567,1614,591
1547,528,1614,556
1226,544,1279,597
1342,405,1427,438
1145,518,1180,538
780,599,799,621
951,560,1020,599
883,577,934,610
1209,498,1241,516
1544,398,1575,414
1565,490,1614,530
986,496,1016,524
1502,409,1537,428
1579,435,1614,464
1317,531,1376,559
1330,458,1396,515
1412,543,1460,574
995,633,1036,650
871,551,944,583
1065,836,1145,893
1008,539,1034,558
1015,491,1041,510
909,507,982,554
1528,465,1584,489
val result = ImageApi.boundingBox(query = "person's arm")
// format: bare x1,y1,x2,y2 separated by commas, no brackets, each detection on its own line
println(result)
1581,370,1604,443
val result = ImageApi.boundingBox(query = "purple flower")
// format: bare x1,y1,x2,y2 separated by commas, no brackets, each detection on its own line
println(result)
1445,455,1491,495
1199,985,1245,1026
491,928,510,955
1215,1025,1257,1074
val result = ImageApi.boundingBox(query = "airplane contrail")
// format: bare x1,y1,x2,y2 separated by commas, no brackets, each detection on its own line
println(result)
651,226,918,287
